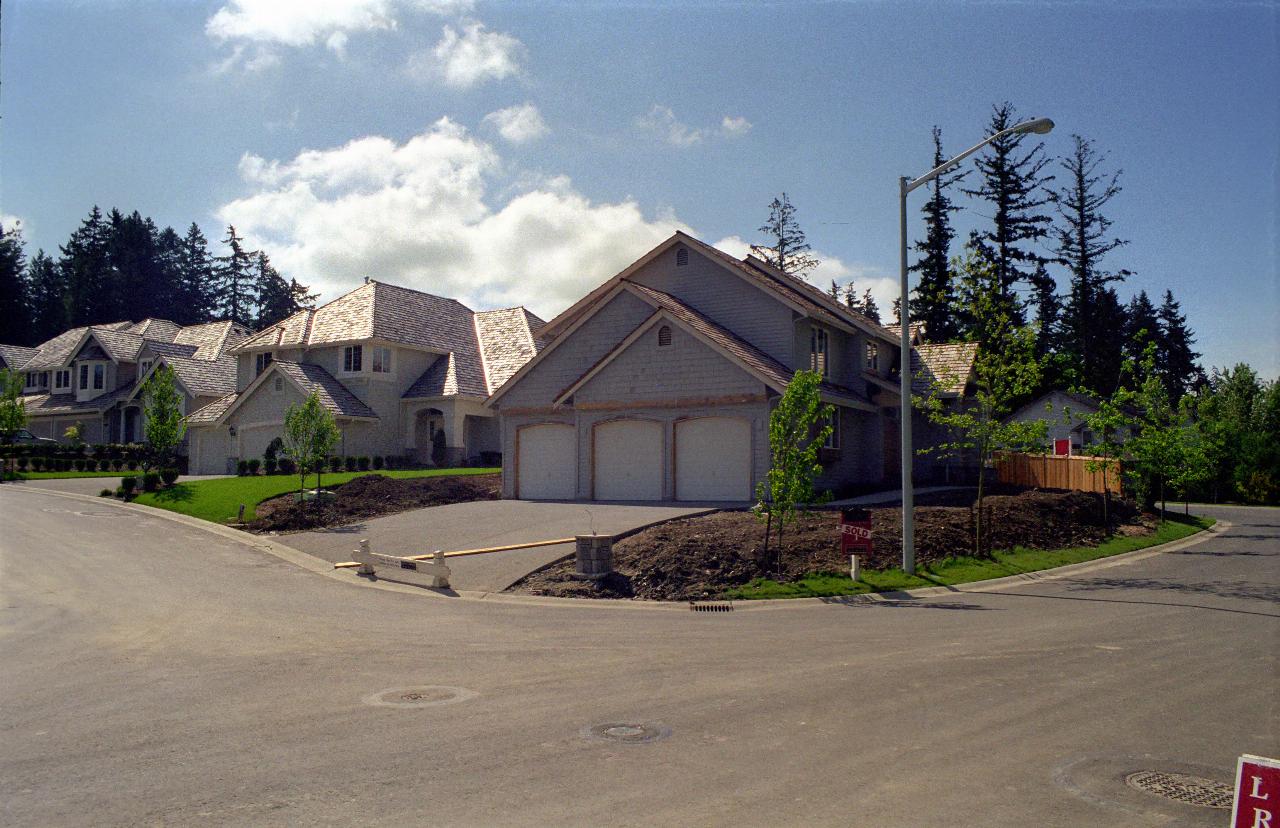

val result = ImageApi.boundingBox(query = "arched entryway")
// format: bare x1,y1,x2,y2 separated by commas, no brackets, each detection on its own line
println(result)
414,408,444,466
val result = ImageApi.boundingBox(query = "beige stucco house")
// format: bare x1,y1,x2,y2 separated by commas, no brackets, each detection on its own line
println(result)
185,279,544,475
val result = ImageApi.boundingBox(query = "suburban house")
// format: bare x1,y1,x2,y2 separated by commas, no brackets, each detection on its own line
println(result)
486,231,978,503
185,279,545,475
1005,389,1132,456
2,319,251,445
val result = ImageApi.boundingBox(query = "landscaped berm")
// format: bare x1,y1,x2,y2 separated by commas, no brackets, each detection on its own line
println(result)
511,488,1212,601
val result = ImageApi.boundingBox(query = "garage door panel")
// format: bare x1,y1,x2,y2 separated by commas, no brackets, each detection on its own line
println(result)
517,424,576,500
675,417,752,502
594,419,663,501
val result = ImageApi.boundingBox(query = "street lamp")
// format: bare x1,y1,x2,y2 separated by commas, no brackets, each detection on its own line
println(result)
897,116,1054,574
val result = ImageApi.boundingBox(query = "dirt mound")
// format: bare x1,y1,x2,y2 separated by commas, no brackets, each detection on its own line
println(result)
249,473,500,532
513,488,1144,601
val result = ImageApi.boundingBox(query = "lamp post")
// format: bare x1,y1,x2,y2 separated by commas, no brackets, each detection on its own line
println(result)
897,116,1054,574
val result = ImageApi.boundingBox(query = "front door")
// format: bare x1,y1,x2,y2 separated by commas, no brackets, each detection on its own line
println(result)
123,408,139,443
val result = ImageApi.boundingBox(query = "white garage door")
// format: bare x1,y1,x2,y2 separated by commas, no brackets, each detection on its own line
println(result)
593,419,663,501
675,417,752,501
517,423,576,500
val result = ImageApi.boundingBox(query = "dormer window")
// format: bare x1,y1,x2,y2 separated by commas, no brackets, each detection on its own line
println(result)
658,326,672,347
810,327,829,377
343,345,363,373
676,247,689,267
255,352,273,376
140,360,153,375
80,364,89,390
372,346,392,374
93,364,104,390
866,342,879,372
54,369,71,390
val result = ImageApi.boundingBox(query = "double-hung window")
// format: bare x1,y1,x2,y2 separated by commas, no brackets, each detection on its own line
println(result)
343,345,363,373
372,346,392,374
55,370,70,390
79,364,89,390
93,364,104,390
823,408,841,450
865,342,879,372
255,352,273,376
810,327,829,377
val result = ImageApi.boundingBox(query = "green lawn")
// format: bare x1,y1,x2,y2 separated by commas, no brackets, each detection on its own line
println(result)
723,515,1215,600
133,467,499,524
4,470,130,480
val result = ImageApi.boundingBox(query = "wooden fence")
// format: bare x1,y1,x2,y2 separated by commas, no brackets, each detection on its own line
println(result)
994,452,1122,494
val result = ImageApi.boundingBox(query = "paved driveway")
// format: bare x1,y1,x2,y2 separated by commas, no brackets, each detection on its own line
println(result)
281,499,712,592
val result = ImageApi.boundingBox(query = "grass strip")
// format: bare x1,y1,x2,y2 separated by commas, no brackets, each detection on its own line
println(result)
723,514,1215,600
132,467,499,524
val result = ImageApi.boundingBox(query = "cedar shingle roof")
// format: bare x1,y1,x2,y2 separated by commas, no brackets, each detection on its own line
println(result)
0,344,36,370
173,320,251,359
21,324,130,370
142,341,200,359
475,307,546,393
20,385,134,416
187,393,238,425
911,342,979,396
127,318,182,341
273,361,378,419
162,355,238,397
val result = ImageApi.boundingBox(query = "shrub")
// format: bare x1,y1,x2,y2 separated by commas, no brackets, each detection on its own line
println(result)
74,459,86,472
247,458,261,475
15,457,27,472
384,455,398,470
329,456,342,473
263,436,283,463
114,486,125,498
264,457,278,475
345,456,358,472
142,471,161,492
372,455,385,470
121,476,138,495
99,488,113,497
99,459,113,472
111,459,123,471
160,467,179,486
278,457,296,475
126,459,138,471
31,457,45,472
237,460,249,476
358,456,370,471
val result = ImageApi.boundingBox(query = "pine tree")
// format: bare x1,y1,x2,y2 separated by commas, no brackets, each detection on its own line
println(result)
107,210,174,322
288,278,319,314
1157,289,1203,403
828,279,840,301
963,102,1056,323
177,223,217,324
0,222,31,345
908,127,965,342
26,250,69,344
1052,135,1130,397
891,297,902,326
253,252,297,328
61,206,113,326
751,193,820,280
1124,290,1160,366
215,225,256,327
859,289,881,324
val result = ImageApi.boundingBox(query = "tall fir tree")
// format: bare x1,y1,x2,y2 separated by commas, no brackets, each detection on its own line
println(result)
859,288,881,324
908,126,965,342
253,251,304,328
963,102,1055,324
750,193,820,280
1156,289,1203,403
215,225,256,327
60,206,113,326
177,223,217,324
0,222,32,345
1052,134,1130,396
287,278,319,315
1124,289,1161,367
25,250,69,344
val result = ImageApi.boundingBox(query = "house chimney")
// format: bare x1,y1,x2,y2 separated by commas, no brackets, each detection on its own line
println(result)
364,276,370,284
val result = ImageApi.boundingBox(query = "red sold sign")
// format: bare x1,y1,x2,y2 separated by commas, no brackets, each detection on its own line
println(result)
839,508,872,555
1234,755,1280,828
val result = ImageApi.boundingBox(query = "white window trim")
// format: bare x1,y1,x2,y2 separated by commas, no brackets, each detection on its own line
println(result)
342,344,364,374
371,345,393,375
810,326,829,378
823,407,841,450
255,352,273,376
54,369,71,390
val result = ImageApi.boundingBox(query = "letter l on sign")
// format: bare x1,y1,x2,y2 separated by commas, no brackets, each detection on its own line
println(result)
1233,755,1280,828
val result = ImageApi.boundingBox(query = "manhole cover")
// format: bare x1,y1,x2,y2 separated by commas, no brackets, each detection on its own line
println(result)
583,722,671,744
1124,770,1233,809
361,685,477,708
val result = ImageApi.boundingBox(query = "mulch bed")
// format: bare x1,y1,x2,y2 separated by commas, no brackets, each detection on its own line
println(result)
248,473,501,533
511,488,1145,601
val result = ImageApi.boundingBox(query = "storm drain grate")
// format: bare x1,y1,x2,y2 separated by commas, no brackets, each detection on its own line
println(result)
689,602,733,613
1124,770,1233,808
361,686,477,708
583,722,671,744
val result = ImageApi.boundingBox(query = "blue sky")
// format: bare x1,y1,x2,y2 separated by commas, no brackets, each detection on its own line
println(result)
2,0,1276,377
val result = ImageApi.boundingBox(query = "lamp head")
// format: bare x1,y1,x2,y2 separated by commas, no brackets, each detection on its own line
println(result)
1014,117,1055,135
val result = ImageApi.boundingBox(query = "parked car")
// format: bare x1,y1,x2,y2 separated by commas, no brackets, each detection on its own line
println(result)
2,429,58,445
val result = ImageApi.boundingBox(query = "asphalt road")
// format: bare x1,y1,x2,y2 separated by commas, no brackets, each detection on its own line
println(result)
1,489,1276,827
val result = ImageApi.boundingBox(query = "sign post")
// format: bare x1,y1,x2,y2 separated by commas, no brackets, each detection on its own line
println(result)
1233,754,1280,828
839,508,873,581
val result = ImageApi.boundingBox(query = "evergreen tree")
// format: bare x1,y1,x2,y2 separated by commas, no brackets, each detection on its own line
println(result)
1124,289,1160,366
107,210,175,322
254,252,297,328
860,289,881,324
908,126,965,342
828,279,840,301
1052,135,1130,396
1157,289,1203,403
215,225,256,327
26,250,69,344
176,223,217,324
154,227,187,323
288,278,319,314
1029,262,1061,365
0,222,31,345
60,206,113,327
891,297,901,326
963,102,1056,323
751,193,820,280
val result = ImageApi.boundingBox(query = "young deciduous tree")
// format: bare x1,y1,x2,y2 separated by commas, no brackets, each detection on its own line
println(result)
751,193,820,280
908,126,965,342
754,370,834,568
141,364,186,472
282,391,341,507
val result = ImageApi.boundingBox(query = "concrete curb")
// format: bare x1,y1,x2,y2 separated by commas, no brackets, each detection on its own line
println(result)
7,485,1226,614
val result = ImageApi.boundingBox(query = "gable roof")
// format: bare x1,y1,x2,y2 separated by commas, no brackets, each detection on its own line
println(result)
186,392,238,425
911,342,979,396
131,354,238,400
126,318,182,341
210,360,378,425
173,320,252,359
21,323,131,370
0,344,37,370
475,307,546,393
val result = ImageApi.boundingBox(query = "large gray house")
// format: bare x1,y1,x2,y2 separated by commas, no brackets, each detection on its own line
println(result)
186,279,545,474
486,232,977,502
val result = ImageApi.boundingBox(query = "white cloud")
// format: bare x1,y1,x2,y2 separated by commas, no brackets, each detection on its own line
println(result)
217,120,688,318
637,106,753,147
415,21,525,88
481,102,548,144
1,213,25,234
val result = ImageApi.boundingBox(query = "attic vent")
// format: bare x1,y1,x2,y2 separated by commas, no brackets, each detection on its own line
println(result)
675,247,689,267
658,325,672,347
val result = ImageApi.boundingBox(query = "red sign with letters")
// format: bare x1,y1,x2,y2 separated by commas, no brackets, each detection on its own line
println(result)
839,508,872,555
1233,754,1280,828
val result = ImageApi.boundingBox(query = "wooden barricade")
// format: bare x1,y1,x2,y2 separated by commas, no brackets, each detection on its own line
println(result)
994,452,1121,494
